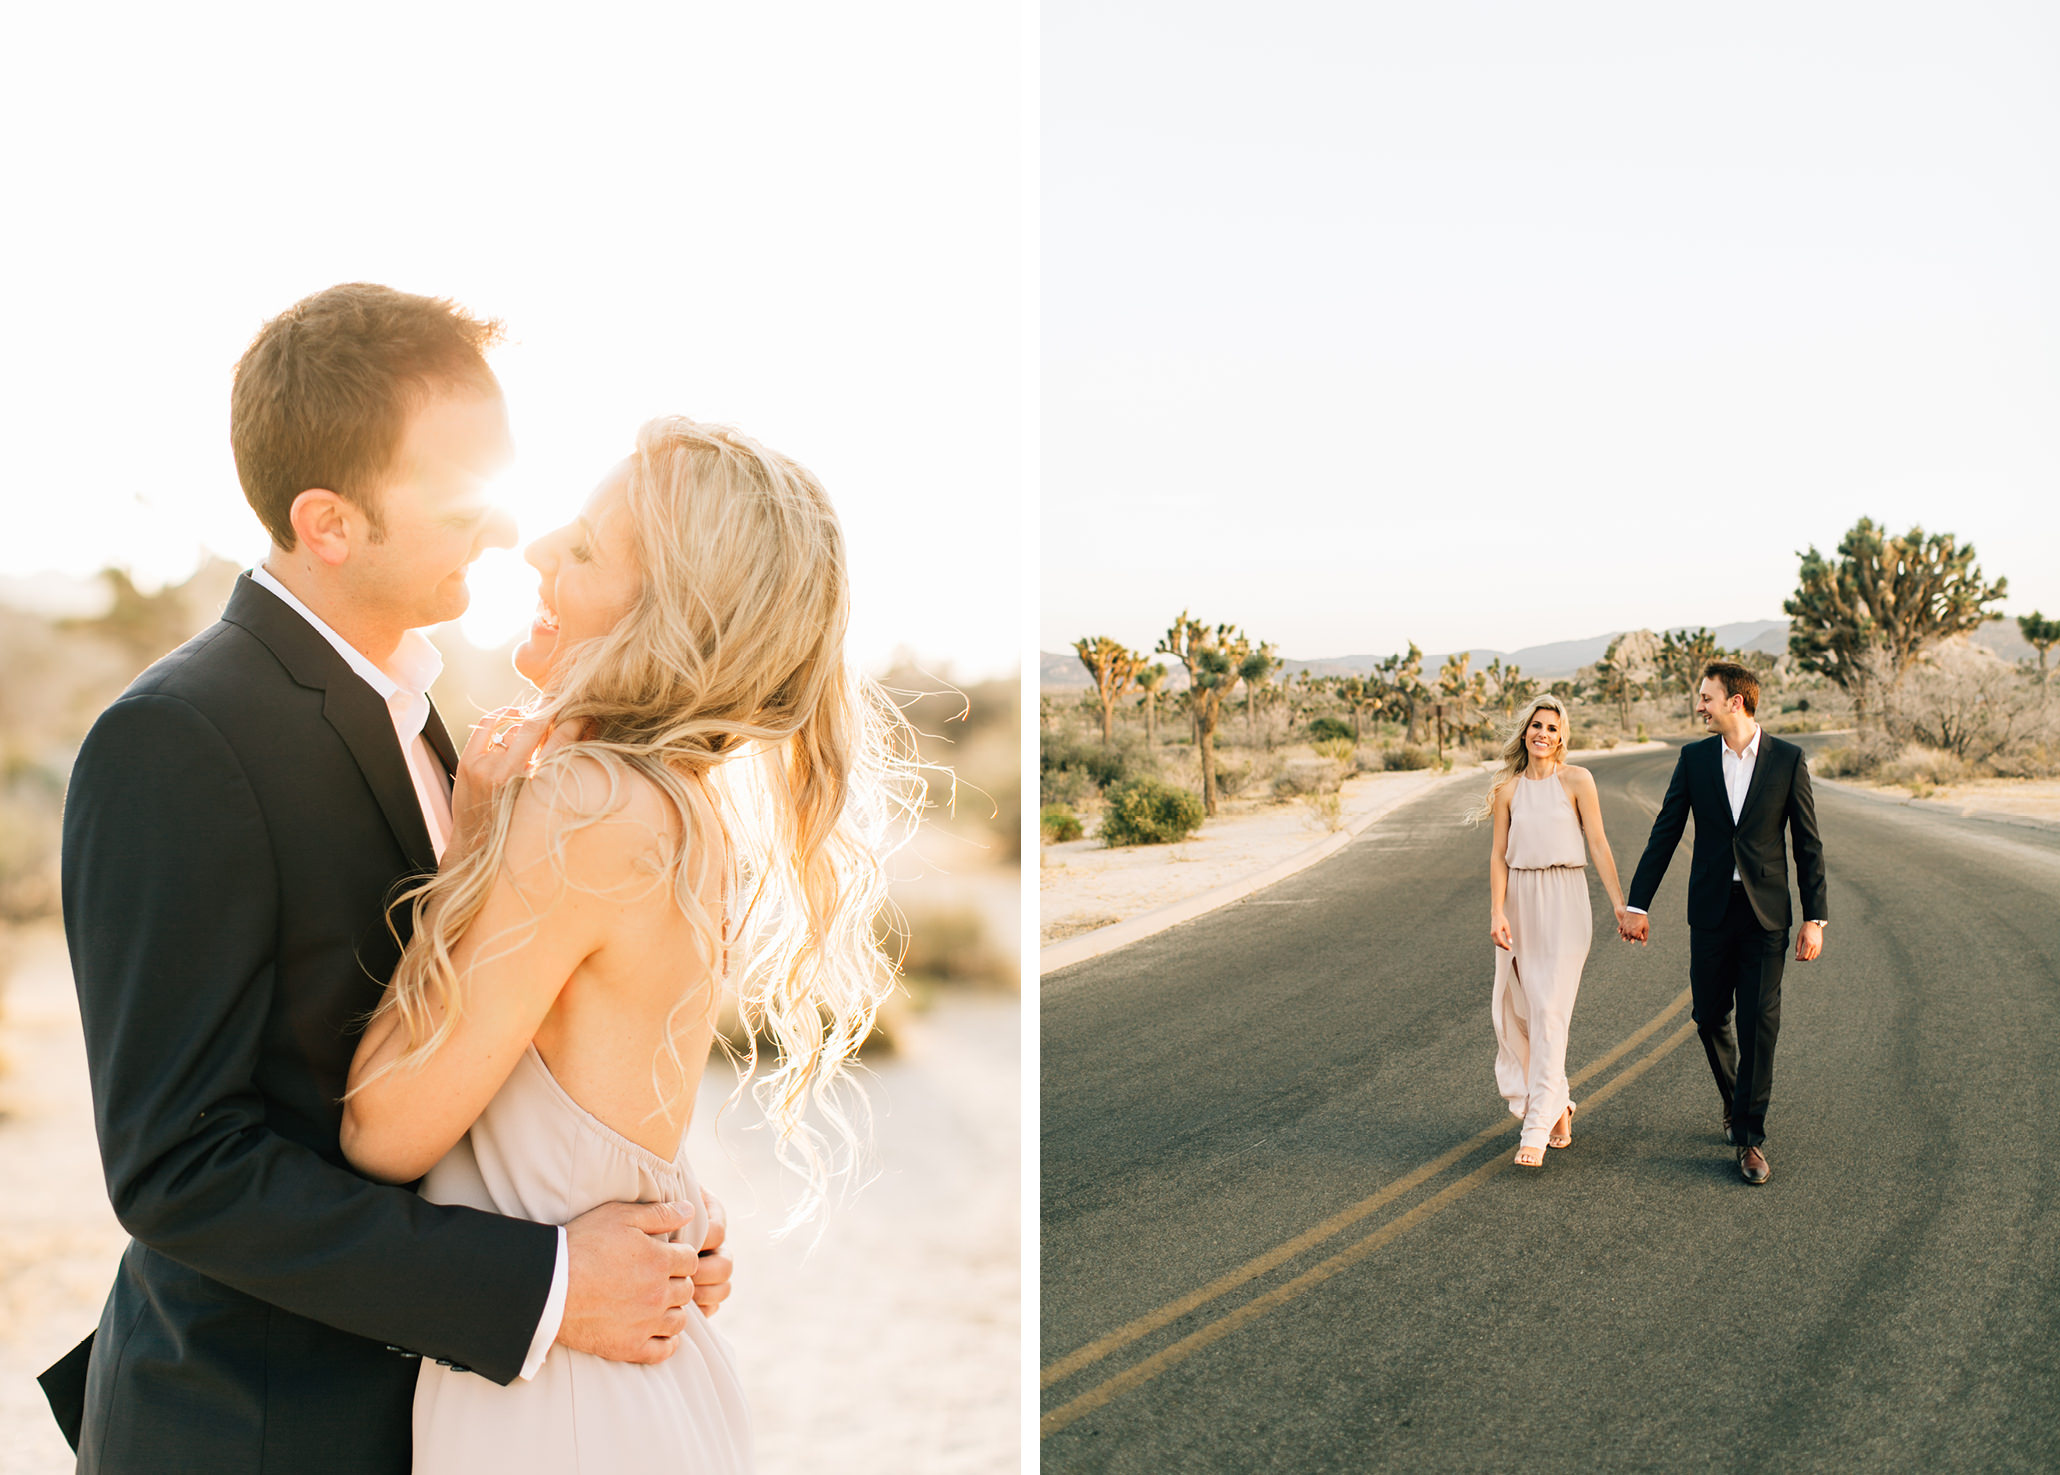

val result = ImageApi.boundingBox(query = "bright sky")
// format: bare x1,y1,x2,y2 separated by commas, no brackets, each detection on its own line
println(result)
1042,3,2060,660
4,3,1022,679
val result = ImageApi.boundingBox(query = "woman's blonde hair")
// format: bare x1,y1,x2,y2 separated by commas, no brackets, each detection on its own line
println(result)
1464,693,1573,826
365,415,924,1226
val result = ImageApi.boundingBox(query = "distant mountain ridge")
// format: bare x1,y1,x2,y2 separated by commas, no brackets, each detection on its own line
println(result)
1042,618,2032,689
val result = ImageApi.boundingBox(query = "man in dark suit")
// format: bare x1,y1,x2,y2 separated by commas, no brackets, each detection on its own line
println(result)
1621,659,1828,1185
42,284,730,1473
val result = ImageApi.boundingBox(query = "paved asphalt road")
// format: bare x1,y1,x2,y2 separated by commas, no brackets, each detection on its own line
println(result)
1041,739,2060,1473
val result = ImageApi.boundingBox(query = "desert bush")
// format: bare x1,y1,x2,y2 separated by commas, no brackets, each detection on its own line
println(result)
1040,805,1083,843
1636,722,1649,742
1876,745,1969,793
1815,728,1902,777
1302,791,1345,832
883,902,1015,987
1312,736,1357,763
1040,763,1095,810
1273,757,1344,797
1354,748,1386,774
1307,716,1355,744
1383,744,1444,771
1984,744,2059,779
1099,779,1205,846
1889,638,2047,764
1041,730,1151,801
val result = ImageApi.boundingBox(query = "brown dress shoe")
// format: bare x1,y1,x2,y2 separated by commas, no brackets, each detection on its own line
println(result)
1737,1146,1771,1185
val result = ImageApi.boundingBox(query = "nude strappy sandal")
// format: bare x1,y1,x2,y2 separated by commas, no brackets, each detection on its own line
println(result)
1547,1101,1576,1149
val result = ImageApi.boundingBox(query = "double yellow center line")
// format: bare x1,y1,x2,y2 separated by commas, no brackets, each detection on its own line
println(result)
1040,988,1698,1436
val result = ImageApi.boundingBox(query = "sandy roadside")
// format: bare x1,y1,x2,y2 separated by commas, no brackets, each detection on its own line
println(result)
0,925,1019,1475
1820,776,2060,827
1039,766,1463,945
1040,744,1665,949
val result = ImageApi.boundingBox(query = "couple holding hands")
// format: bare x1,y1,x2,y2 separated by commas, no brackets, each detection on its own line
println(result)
1480,661,1829,1184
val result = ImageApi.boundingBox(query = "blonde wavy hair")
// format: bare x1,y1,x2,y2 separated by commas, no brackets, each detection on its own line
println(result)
1464,693,1573,826
366,415,925,1226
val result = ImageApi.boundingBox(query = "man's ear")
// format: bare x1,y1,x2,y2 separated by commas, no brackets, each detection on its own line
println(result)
287,489,357,567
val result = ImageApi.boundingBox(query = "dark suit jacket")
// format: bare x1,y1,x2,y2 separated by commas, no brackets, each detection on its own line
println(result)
44,575,557,1474
1626,732,1829,931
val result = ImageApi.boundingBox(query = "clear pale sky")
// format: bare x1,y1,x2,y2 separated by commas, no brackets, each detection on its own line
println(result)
1042,3,2058,660
3,3,1022,679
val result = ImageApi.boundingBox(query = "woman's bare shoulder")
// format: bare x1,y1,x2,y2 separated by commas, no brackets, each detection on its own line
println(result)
505,754,684,885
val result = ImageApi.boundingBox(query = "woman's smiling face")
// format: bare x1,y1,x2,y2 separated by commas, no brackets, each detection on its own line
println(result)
514,458,643,689
1525,706,1564,760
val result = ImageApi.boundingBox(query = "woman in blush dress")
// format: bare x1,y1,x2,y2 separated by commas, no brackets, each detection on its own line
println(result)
340,417,923,1472
1470,694,1633,1168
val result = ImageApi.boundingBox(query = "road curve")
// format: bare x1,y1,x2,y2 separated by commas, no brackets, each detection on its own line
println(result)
1041,739,2060,1472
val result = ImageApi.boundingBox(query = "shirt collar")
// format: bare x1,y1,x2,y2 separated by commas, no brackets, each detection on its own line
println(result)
1724,722,1762,762
250,565,444,737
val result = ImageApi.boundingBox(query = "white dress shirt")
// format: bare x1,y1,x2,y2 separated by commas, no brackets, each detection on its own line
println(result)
1719,722,1761,881
251,566,569,1379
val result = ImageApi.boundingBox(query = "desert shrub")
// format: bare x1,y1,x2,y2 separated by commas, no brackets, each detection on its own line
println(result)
1041,730,1150,799
883,902,1014,987
1040,763,1095,810
1312,736,1358,763
1273,757,1344,797
1383,744,1443,771
1876,745,1968,793
1099,779,1205,847
1212,751,1280,799
1814,728,1902,778
1040,805,1083,843
1307,716,1355,744
1890,638,2046,763
1302,791,1345,832
1984,744,2059,779
1354,747,1386,773
1635,722,1649,742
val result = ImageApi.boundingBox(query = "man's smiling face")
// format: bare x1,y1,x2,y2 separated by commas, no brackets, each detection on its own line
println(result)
349,386,518,632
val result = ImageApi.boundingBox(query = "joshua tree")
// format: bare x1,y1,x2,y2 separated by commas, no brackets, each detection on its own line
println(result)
1156,611,1249,816
1074,635,1144,746
1659,627,1726,719
1379,643,1428,742
1435,652,1494,750
1785,518,2007,724
2019,610,2060,678
1134,660,1168,744
1239,642,1281,745
1484,658,1537,718
1336,673,1386,740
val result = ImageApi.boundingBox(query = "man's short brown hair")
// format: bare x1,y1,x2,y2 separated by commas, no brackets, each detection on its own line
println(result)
230,284,504,549
1703,659,1760,716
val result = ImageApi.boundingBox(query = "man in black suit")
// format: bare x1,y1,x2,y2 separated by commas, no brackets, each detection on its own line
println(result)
1621,659,1828,1185
42,284,731,1472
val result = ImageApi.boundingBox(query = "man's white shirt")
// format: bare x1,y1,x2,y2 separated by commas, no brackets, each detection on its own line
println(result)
251,566,568,1379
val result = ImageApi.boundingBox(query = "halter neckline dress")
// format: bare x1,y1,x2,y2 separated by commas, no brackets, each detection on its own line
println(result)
1492,769,1594,1151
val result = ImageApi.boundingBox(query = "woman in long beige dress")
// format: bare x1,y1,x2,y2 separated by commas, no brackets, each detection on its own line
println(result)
340,418,923,1471
1476,695,1632,1168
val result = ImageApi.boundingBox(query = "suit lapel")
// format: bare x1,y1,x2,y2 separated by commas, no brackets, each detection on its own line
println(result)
322,681,438,873
222,574,439,874
1735,732,1777,832
424,702,460,777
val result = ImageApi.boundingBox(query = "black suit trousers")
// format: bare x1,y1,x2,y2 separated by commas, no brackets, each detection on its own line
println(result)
1689,881,1788,1148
